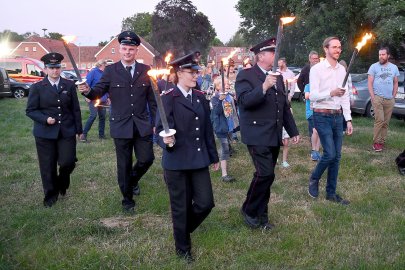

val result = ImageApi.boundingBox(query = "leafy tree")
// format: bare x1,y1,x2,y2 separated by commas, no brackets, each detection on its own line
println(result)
0,30,24,42
236,0,404,69
210,37,224,47
226,28,249,47
121,12,152,42
151,0,216,56
48,32,63,40
98,41,108,47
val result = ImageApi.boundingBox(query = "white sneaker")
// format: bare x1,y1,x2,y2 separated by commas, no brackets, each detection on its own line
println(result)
282,161,290,168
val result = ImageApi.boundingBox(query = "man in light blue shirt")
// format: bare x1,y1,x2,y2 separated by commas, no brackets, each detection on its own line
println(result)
367,47,400,152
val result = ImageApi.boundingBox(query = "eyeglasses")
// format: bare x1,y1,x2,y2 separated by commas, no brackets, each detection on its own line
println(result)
181,70,200,77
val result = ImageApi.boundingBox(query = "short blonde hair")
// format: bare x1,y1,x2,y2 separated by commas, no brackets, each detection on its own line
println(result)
95,59,107,67
213,76,228,91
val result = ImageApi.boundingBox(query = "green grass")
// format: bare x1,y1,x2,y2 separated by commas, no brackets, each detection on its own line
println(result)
0,97,404,269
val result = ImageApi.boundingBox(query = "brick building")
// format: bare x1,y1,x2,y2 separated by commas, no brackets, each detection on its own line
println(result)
8,35,159,69
207,46,252,69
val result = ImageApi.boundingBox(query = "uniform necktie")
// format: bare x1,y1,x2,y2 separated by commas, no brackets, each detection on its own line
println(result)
186,94,192,104
53,84,58,91
126,66,132,78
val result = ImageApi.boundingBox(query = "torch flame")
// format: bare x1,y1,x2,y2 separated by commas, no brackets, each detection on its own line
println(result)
222,48,239,63
280,16,296,25
94,99,100,107
355,33,373,51
147,69,171,79
164,53,172,64
61,35,77,44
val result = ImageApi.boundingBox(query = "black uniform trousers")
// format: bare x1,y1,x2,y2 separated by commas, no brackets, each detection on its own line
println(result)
35,134,77,202
242,145,280,219
164,167,215,252
113,126,154,207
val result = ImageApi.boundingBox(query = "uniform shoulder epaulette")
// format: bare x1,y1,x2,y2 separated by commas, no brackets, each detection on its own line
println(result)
163,88,175,95
193,89,205,95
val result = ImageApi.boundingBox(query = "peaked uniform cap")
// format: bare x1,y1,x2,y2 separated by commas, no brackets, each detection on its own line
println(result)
118,31,141,46
41,53,64,67
250,38,277,55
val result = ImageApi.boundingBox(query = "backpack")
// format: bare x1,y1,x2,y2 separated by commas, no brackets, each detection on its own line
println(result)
395,149,405,175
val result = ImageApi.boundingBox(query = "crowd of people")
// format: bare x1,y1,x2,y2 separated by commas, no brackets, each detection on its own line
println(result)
25,30,402,263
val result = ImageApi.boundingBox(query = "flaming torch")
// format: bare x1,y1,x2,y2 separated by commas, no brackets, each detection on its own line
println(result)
94,99,110,108
61,35,86,85
271,16,296,74
222,49,239,79
341,33,373,88
163,52,173,93
148,69,176,146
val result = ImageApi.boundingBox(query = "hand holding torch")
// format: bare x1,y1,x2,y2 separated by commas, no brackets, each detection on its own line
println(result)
341,33,373,88
148,69,176,147
61,35,86,85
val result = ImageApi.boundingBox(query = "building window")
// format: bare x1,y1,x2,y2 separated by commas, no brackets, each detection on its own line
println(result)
111,48,115,54
25,47,29,52
33,47,37,52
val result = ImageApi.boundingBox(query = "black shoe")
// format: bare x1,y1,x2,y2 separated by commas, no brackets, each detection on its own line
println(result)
59,189,66,196
259,213,275,230
308,177,319,198
133,184,140,196
240,208,260,228
43,196,58,208
326,194,350,205
176,249,194,263
122,199,135,213
222,175,235,182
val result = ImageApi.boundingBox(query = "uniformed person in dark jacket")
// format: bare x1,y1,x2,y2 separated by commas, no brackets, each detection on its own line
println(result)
78,31,157,211
156,53,219,262
26,53,82,207
235,38,300,229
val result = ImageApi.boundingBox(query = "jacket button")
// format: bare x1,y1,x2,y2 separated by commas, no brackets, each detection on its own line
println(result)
132,113,134,116
131,94,133,97
58,121,61,123
131,104,133,106
197,148,201,151
57,100,60,102
196,137,199,141
195,117,199,120
117,85,120,87
59,114,61,116
58,106,61,109
131,85,133,88
253,121,256,124
196,127,199,131
112,118,115,120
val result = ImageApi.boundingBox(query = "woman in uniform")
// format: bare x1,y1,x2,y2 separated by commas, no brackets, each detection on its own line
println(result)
156,52,219,262
26,53,82,207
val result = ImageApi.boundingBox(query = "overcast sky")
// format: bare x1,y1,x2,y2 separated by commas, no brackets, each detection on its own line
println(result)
0,0,242,46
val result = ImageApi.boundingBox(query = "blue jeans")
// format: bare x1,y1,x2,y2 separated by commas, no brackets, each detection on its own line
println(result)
83,101,106,136
311,112,343,196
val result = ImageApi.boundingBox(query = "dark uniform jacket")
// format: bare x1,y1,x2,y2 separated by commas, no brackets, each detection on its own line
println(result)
156,87,219,170
26,76,82,139
85,61,157,139
235,64,299,146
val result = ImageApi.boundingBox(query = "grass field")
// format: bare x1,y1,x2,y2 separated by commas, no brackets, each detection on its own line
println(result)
0,97,404,269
